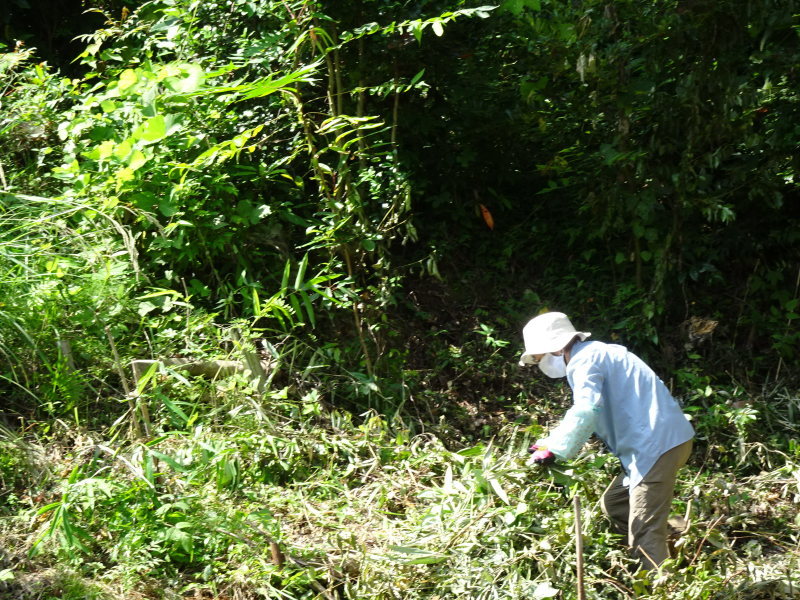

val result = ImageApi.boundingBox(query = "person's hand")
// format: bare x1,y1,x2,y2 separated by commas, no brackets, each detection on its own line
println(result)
529,445,556,466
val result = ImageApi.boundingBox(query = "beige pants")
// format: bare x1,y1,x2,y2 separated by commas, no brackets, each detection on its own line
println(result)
600,440,693,570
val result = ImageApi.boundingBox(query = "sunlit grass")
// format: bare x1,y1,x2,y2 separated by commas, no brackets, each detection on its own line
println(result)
3,383,799,599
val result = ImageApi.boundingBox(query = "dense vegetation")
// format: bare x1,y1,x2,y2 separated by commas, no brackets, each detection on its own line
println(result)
1,0,799,598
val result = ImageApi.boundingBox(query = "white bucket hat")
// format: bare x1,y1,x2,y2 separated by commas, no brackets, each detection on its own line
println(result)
519,312,591,366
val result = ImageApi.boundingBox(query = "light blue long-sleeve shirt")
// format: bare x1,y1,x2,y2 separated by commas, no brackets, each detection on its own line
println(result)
536,340,694,489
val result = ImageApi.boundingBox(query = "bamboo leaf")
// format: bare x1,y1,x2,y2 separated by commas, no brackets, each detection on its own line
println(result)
294,253,309,290
36,501,62,516
389,546,447,565
137,289,182,300
239,65,320,100
156,393,190,426
443,465,454,492
289,294,302,323
280,260,291,292
488,477,510,504
300,290,316,328
135,361,159,394
149,449,189,473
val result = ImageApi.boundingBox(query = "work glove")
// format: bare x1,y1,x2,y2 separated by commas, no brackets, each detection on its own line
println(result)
529,445,556,466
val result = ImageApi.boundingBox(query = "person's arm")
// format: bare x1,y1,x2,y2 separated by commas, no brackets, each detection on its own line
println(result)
535,365,604,461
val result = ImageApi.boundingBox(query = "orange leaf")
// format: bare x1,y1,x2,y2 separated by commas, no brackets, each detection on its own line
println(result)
479,204,494,230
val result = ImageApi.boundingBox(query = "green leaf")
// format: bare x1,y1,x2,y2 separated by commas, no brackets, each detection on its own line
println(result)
119,69,138,91
410,21,423,43
280,260,291,292
457,444,485,457
502,0,524,14
432,21,444,36
389,546,447,564
116,167,136,190
300,290,316,328
164,63,204,93
143,449,155,486
533,582,559,598
443,465,454,492
294,253,309,290
67,464,82,484
138,115,167,143
137,289,182,300
167,526,193,553
150,449,189,472
113,139,132,161
129,150,147,171
289,293,303,323
550,468,577,487
135,361,159,393
137,301,157,316
158,199,178,217
36,501,63,516
488,477,510,504
157,393,190,425
408,554,447,565
97,140,115,160
238,64,320,100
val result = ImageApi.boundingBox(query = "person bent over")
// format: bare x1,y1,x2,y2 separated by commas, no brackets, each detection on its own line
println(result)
520,312,694,570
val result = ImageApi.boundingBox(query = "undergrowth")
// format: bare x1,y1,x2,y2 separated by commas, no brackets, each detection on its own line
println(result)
1,375,799,600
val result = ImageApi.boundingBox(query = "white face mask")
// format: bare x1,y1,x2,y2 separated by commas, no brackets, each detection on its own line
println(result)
538,353,567,378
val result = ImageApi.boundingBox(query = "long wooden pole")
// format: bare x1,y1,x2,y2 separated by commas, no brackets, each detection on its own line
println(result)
574,494,586,600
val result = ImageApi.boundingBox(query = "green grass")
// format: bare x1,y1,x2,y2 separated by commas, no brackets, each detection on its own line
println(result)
2,383,799,600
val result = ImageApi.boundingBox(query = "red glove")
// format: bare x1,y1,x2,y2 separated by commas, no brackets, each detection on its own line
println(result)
529,445,556,465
